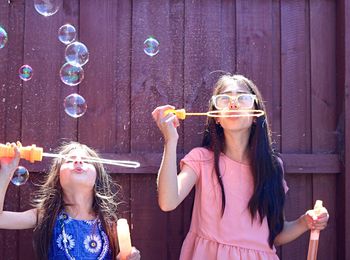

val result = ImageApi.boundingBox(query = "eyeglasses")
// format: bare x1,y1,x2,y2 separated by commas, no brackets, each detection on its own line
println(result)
211,93,257,110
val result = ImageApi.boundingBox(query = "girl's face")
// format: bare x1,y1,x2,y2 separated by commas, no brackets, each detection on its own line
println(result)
215,81,255,132
59,148,97,193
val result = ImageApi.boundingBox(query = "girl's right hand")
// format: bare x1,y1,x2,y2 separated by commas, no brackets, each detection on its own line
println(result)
152,105,180,143
0,142,20,182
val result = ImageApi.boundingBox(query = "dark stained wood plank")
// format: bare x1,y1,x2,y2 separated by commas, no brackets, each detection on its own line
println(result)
340,0,350,258
22,152,340,175
21,0,72,150
281,0,312,258
280,154,340,174
130,175,167,260
236,0,276,123
0,1,25,259
79,0,131,152
19,1,80,259
130,1,185,258
130,0,184,153
183,0,236,152
310,1,337,259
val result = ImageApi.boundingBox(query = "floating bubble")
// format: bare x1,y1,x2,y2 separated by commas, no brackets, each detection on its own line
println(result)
58,24,76,45
64,93,87,118
143,36,159,57
60,63,84,86
34,0,62,17
65,42,89,66
11,166,29,186
19,65,33,81
0,27,8,49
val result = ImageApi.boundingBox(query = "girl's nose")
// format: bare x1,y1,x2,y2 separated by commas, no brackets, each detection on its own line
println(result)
73,156,83,164
229,100,238,109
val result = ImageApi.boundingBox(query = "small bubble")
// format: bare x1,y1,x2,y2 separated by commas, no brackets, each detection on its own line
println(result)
143,36,159,57
11,166,29,186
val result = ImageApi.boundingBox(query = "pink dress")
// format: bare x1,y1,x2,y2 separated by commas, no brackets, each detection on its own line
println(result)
179,147,288,260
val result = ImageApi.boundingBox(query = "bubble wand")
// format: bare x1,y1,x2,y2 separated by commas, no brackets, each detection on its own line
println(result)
0,143,140,168
307,200,323,260
165,108,265,120
117,218,132,260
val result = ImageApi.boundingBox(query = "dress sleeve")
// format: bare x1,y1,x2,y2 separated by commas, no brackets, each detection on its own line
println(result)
180,147,204,178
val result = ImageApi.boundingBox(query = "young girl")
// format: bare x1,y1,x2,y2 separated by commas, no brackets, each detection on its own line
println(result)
152,74,329,259
0,141,140,260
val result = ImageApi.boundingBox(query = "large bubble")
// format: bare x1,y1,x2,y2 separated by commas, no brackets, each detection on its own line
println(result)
34,0,62,17
0,26,8,49
64,93,87,118
65,42,89,67
143,36,159,57
19,65,33,81
58,24,76,45
60,63,84,86
11,166,29,186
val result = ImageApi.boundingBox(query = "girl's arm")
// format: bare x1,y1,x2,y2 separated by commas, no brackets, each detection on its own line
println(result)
0,143,37,229
152,105,197,211
274,209,329,246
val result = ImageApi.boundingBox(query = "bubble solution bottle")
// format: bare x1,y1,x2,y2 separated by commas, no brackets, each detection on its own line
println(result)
307,200,323,260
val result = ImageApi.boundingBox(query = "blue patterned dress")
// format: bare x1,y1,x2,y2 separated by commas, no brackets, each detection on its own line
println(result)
48,211,112,260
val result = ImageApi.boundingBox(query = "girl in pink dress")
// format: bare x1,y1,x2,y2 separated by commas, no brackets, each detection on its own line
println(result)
152,74,329,260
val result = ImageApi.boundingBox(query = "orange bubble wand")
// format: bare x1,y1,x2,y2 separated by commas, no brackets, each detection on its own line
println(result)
0,142,140,168
307,200,323,260
165,108,264,120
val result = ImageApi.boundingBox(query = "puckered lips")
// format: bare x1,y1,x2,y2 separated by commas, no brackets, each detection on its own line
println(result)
73,166,84,174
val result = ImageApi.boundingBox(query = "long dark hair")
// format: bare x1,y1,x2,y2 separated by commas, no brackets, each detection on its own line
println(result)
202,74,285,248
32,142,121,259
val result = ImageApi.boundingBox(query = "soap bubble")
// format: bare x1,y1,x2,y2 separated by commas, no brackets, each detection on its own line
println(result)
64,93,87,118
19,65,33,81
65,42,89,66
143,36,159,57
34,0,62,17
0,27,8,49
60,63,84,86
58,24,76,45
11,166,29,186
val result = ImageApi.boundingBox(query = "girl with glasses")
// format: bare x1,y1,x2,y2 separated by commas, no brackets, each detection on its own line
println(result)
0,141,140,260
152,74,329,260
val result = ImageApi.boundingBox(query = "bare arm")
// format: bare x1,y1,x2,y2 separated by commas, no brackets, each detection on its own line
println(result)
152,105,198,211
274,210,329,246
0,143,38,229
0,209,37,229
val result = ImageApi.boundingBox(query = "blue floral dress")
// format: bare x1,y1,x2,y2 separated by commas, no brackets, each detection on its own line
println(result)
48,211,112,260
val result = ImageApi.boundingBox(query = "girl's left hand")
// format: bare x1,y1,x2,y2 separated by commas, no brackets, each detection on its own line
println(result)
302,206,329,231
117,247,141,260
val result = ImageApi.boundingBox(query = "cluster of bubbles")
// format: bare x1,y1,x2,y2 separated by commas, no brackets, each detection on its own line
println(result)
58,25,89,118
2,2,160,185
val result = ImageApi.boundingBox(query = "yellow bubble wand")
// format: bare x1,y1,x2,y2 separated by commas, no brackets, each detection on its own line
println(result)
164,108,265,120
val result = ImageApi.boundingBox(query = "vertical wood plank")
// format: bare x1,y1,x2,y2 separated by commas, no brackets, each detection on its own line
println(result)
310,1,337,259
184,0,236,152
236,0,275,118
281,0,312,259
19,1,80,259
130,0,185,258
79,0,131,152
0,1,24,259
341,0,350,258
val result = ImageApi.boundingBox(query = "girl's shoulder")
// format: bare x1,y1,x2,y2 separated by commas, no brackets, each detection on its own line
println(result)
185,147,214,161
